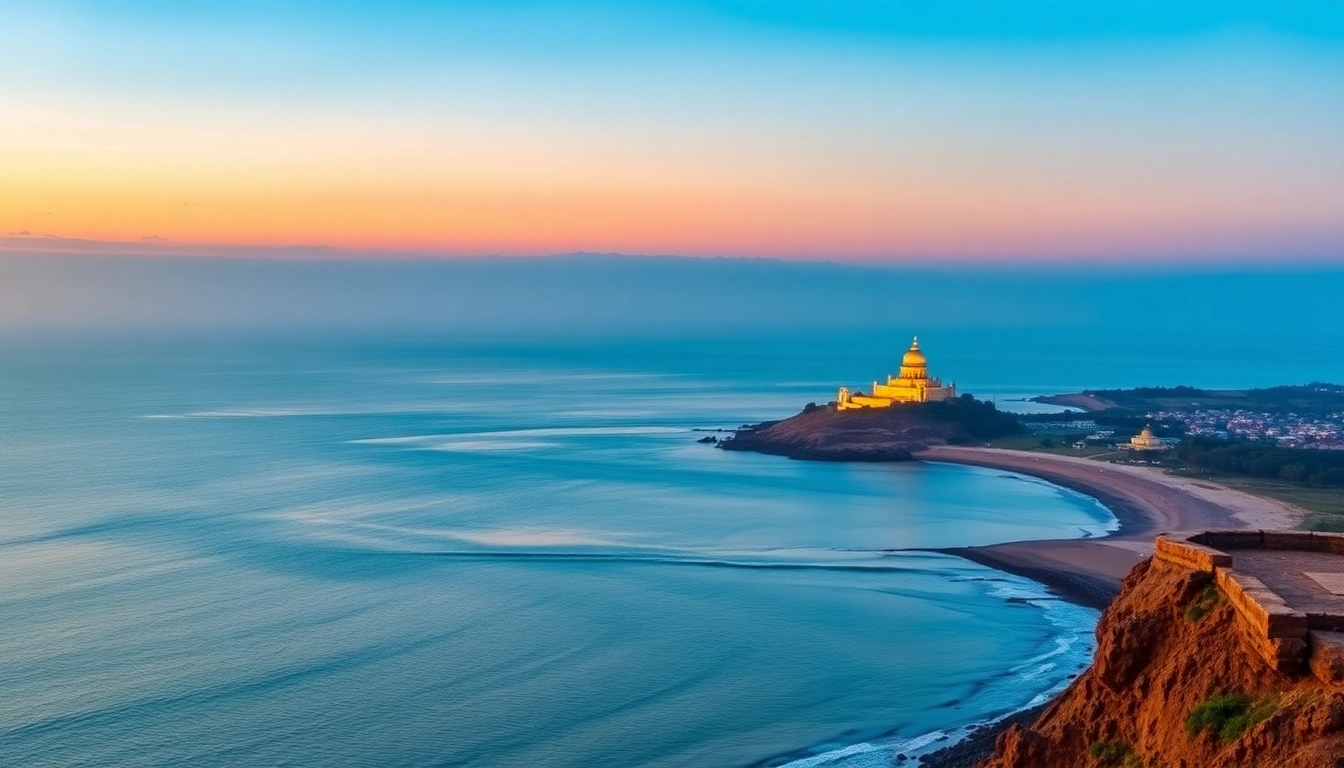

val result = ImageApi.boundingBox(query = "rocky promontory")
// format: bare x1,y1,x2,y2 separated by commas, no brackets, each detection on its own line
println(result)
980,539,1344,768
717,396,1025,462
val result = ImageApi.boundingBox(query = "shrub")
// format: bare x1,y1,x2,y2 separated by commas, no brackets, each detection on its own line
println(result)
1184,584,1221,623
1088,739,1140,767
1186,694,1248,738
1185,694,1276,742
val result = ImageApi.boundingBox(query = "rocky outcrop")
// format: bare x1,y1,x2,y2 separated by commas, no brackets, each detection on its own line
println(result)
717,398,1023,462
980,556,1344,768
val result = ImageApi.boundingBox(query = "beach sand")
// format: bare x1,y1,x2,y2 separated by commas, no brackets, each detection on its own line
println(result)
917,447,1305,609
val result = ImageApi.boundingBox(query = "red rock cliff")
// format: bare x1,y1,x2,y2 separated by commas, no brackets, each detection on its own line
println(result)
981,557,1344,768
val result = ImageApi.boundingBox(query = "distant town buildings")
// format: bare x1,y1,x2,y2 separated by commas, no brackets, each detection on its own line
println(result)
837,337,957,410
1148,408,1344,451
1026,409,1344,452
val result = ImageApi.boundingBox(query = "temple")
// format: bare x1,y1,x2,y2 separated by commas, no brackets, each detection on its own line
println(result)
1126,425,1172,452
836,337,958,410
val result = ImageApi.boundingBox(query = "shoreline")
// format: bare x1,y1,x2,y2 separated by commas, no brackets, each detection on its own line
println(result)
911,446,1307,766
747,444,1309,768
912,447,1306,607
1029,393,1114,412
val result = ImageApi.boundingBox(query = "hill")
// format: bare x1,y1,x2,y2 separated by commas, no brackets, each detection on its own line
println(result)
1035,383,1344,416
717,395,1024,461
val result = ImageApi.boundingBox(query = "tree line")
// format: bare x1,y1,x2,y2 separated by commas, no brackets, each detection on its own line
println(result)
1178,436,1344,487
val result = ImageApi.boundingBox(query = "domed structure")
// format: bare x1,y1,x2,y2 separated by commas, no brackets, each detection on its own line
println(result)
898,337,929,379
836,336,957,410
1129,424,1169,451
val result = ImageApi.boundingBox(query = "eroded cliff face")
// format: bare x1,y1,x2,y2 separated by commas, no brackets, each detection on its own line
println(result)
982,558,1344,768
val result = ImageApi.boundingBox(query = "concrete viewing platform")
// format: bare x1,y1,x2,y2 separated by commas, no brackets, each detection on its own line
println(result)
1156,531,1344,684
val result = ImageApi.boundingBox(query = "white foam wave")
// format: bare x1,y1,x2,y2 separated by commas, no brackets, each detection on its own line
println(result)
424,372,669,385
350,425,691,451
777,571,1100,768
142,402,492,419
428,440,557,452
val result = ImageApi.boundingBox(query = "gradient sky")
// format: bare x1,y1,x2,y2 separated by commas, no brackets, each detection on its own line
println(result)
4,1,1344,262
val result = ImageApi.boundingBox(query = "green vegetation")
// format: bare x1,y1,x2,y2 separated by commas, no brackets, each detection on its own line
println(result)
1078,383,1343,416
1179,437,1344,488
924,394,1028,443
1088,740,1141,767
1184,584,1222,623
982,433,1121,458
1185,694,1276,743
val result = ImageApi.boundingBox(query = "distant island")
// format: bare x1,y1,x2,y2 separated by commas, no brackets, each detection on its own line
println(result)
718,395,1025,461
719,337,1022,460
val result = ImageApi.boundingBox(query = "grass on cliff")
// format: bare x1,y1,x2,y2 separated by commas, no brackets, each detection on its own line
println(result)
1087,739,1141,767
1184,584,1223,623
1185,694,1277,743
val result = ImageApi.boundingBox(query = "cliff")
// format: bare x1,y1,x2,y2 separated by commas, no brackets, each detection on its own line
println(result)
980,545,1344,768
718,397,1024,462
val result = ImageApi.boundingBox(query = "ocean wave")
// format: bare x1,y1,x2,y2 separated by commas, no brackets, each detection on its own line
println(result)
424,372,671,385
771,571,1099,768
348,425,691,453
427,440,558,452
142,402,492,419
354,425,689,441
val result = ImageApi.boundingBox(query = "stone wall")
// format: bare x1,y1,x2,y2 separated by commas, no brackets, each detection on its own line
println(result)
1155,531,1344,682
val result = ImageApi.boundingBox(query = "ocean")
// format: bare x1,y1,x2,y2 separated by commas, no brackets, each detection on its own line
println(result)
0,327,1331,768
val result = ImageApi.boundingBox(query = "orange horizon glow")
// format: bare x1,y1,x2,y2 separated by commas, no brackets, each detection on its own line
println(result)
7,172,1341,261
4,5,1343,263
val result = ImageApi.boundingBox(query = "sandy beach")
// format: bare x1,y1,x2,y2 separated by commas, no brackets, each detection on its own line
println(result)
916,447,1306,608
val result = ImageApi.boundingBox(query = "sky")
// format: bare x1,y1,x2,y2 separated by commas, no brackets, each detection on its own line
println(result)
3,1,1344,263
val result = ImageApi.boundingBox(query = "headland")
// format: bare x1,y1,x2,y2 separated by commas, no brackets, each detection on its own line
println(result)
1033,383,1344,416
717,396,1024,462
978,531,1344,767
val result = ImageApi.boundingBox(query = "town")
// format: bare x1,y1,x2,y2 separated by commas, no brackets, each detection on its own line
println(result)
1026,409,1344,451
1147,408,1344,450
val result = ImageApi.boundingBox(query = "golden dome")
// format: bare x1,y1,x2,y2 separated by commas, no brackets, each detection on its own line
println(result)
901,337,927,367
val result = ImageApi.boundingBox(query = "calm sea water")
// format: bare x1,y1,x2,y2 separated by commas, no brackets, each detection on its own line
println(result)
0,330,1233,767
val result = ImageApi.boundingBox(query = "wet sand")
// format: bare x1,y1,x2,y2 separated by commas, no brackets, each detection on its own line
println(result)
916,447,1305,609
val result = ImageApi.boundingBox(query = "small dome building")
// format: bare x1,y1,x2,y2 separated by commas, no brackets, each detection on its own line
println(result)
1129,425,1170,452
